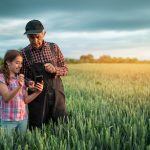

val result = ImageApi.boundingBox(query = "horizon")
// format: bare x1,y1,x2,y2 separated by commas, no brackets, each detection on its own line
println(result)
65,54,150,61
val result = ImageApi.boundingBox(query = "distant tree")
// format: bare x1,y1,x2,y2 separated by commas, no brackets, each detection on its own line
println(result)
80,54,95,63
65,58,79,64
98,55,112,63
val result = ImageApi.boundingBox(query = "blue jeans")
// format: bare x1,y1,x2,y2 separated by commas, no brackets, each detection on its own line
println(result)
1,119,28,135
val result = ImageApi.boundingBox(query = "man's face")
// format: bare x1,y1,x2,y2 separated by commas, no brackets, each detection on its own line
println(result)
27,32,46,49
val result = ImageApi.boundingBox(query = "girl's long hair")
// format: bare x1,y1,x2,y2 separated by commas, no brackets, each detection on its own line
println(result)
0,50,22,85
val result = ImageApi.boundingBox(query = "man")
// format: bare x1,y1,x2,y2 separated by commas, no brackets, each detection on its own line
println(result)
21,19,68,129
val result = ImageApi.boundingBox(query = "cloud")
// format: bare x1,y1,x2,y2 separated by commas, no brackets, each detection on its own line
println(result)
0,0,150,31
44,29,150,60
0,0,150,59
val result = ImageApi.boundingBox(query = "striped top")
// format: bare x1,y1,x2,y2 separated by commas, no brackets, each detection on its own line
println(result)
0,74,28,121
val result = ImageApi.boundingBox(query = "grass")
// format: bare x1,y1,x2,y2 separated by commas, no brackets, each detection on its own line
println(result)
1,63,150,150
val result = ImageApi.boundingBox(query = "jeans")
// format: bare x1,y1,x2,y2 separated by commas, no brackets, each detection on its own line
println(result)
1,119,28,135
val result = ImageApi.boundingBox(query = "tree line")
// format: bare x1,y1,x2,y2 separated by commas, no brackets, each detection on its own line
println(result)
0,54,150,65
65,54,150,64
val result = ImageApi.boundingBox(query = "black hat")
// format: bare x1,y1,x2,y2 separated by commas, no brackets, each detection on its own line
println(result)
24,20,44,34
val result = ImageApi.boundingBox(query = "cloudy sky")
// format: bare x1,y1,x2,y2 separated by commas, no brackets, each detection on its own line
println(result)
0,0,150,60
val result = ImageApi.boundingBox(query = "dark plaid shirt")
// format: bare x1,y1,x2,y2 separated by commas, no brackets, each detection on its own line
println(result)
21,41,68,78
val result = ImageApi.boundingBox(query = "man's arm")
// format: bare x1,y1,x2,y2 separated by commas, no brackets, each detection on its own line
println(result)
54,44,68,76
44,43,68,76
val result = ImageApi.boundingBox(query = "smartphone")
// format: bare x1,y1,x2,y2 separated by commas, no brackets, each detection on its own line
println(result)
35,75,43,83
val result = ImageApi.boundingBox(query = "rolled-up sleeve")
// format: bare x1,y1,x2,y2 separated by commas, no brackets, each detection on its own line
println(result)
54,44,68,76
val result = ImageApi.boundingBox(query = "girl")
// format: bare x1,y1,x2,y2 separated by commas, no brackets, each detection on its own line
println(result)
0,50,43,134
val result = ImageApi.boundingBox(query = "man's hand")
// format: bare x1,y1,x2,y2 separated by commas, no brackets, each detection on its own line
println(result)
44,63,56,73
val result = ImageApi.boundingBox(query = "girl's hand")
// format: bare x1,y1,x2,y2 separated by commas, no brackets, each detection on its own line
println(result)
18,74,25,87
35,81,44,93
28,80,37,92
28,80,35,88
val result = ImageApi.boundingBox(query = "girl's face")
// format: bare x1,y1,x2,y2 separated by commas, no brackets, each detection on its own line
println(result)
7,56,23,74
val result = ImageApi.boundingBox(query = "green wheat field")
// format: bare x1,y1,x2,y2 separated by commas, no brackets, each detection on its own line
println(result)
1,63,150,150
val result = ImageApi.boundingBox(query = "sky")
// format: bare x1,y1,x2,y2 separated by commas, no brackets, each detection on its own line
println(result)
0,0,150,60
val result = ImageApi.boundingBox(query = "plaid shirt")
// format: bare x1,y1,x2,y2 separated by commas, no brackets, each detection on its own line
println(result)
0,74,28,121
21,41,68,78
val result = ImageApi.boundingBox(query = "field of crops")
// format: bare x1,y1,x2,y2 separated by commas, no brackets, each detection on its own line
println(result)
1,63,150,150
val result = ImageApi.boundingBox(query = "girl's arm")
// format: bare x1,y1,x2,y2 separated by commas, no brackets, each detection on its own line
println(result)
24,82,43,104
0,74,24,102
0,83,22,102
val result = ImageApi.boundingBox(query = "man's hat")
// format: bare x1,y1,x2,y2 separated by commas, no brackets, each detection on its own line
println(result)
24,20,44,34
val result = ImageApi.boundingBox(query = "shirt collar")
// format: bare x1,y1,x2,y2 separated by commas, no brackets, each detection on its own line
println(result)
29,41,46,51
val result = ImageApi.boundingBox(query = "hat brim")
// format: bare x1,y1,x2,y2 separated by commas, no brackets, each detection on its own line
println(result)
24,30,43,34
